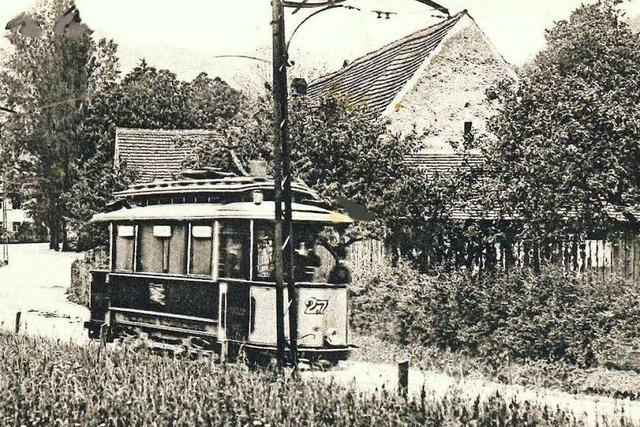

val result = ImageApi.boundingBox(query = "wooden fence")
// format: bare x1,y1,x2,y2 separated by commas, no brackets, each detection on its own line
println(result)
347,231,640,281
346,239,390,272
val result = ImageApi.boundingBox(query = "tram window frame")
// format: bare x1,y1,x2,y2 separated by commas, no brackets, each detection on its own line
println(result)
137,222,188,275
113,224,136,272
218,220,250,280
188,223,214,277
252,221,275,281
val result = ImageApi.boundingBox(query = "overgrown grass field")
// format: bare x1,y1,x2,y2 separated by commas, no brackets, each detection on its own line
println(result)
0,331,629,426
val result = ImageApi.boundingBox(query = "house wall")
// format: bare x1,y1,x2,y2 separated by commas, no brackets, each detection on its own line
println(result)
385,14,516,152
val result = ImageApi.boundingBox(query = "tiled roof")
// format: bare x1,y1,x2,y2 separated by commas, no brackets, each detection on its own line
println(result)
306,12,464,115
115,128,221,183
404,153,640,223
404,152,484,178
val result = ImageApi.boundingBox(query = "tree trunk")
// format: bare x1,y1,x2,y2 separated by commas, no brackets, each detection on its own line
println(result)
61,219,72,252
49,220,60,251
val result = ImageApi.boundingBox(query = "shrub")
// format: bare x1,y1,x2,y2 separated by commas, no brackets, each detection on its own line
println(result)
351,265,640,369
68,247,109,307
11,222,48,243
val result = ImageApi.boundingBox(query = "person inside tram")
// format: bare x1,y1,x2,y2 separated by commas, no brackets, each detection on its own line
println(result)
294,240,321,282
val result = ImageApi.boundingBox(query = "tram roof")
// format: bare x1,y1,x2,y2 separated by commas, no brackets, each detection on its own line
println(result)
113,177,318,200
90,202,353,224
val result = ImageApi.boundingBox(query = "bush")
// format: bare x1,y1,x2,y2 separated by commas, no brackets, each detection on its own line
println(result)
0,332,626,426
68,247,109,307
351,265,640,369
11,222,48,243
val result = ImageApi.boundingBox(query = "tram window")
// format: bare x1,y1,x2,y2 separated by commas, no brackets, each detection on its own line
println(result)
219,221,250,279
138,223,187,274
114,225,135,271
253,223,274,280
190,224,213,276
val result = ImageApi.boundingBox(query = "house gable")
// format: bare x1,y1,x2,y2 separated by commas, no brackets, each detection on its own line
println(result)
386,13,516,152
307,11,517,153
306,13,463,116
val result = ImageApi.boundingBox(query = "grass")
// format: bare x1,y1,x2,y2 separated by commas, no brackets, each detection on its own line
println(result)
0,331,629,426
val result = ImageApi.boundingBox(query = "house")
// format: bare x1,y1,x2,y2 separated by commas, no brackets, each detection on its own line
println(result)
0,179,34,246
114,128,222,183
306,10,517,153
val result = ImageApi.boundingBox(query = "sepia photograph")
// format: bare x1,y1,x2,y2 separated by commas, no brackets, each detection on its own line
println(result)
2,0,640,425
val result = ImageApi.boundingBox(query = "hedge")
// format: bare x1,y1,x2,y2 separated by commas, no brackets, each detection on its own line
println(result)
350,263,640,369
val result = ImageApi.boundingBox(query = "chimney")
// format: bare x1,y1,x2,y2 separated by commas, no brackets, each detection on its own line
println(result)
291,77,308,96
248,160,269,177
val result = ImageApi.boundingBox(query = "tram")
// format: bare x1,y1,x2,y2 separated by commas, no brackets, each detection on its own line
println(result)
84,167,354,362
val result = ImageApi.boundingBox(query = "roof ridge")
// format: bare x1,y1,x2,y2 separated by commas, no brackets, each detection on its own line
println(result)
116,127,220,134
308,11,465,89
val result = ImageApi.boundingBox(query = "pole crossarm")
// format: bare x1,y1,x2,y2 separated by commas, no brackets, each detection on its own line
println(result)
283,0,348,13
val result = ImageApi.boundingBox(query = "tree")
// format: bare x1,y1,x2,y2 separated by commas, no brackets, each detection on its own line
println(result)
67,61,243,249
183,94,409,231
478,0,640,243
0,0,120,250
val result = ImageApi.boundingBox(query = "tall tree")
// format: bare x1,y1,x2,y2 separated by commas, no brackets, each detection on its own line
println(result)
68,61,243,249
0,0,120,250
183,94,413,230
479,0,640,241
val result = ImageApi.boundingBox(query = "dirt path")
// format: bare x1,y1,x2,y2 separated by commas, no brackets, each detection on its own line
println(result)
0,243,88,342
304,360,639,425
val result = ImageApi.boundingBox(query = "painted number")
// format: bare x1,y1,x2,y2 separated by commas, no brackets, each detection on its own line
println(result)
304,297,329,315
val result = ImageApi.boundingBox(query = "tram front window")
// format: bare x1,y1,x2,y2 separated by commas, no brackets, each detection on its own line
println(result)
293,238,336,283
254,223,275,280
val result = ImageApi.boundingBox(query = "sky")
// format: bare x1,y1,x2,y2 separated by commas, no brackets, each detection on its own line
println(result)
1,0,640,89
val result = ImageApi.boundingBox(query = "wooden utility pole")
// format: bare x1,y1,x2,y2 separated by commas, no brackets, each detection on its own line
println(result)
271,0,298,369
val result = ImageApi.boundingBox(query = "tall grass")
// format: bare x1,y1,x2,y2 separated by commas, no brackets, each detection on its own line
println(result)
0,332,629,426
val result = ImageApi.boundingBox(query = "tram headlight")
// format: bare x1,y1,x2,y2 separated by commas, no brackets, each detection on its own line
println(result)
329,263,351,284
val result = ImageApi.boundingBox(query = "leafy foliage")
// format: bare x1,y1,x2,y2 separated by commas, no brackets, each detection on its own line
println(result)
351,263,640,369
478,1,640,239
0,0,116,250
67,61,243,249
183,95,412,218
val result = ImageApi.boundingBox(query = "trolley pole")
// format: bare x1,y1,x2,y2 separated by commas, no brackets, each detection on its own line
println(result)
271,0,298,370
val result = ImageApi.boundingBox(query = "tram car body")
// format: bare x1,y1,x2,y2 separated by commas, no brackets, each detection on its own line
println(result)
84,170,354,362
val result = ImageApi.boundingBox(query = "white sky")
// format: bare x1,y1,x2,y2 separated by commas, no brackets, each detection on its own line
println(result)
1,0,640,88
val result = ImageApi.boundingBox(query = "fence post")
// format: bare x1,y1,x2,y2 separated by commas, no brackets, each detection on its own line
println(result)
100,324,108,348
14,311,21,334
398,359,409,397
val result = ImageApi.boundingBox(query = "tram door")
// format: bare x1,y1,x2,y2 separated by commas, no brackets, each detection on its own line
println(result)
225,283,250,342
219,221,251,342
